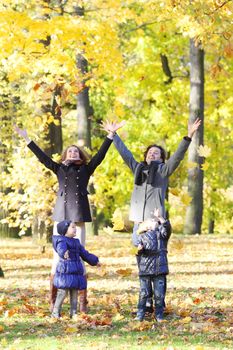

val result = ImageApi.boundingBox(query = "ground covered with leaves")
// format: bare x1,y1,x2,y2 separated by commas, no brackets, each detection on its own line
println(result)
0,233,233,350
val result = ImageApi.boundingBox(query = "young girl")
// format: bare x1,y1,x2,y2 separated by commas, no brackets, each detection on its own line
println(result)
51,220,100,318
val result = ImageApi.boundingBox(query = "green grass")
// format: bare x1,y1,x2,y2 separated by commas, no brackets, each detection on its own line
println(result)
1,234,233,350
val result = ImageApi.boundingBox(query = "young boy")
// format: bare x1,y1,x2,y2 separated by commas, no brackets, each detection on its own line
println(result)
135,209,171,322
51,220,100,318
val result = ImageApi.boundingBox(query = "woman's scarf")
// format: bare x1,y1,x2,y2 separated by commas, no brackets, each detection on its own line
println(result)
62,159,82,166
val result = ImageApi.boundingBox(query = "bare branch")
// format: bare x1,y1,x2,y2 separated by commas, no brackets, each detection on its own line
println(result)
204,0,233,15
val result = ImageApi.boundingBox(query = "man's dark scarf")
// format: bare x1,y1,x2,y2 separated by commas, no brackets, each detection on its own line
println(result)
134,161,162,185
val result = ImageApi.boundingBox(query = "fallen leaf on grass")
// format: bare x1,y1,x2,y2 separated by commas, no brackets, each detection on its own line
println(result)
126,320,153,331
113,313,125,321
193,298,202,304
177,308,192,317
137,335,151,344
23,303,38,314
0,338,7,347
102,226,114,235
65,327,77,333
95,268,109,277
116,268,132,277
179,316,192,324
80,313,112,326
171,240,184,250
48,317,59,324
4,308,19,317
0,298,8,306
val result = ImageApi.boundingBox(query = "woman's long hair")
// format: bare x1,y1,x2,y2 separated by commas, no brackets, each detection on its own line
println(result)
60,145,89,165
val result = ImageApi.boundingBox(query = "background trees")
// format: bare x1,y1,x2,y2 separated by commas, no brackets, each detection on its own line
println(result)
0,0,232,237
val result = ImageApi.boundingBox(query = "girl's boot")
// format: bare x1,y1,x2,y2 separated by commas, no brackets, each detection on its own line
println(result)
49,274,57,312
79,289,88,313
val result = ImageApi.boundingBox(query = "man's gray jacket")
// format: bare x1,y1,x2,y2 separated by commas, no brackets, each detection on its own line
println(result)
113,134,191,222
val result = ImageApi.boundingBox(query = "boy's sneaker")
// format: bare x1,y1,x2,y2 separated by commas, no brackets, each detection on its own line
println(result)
134,316,144,322
51,313,60,319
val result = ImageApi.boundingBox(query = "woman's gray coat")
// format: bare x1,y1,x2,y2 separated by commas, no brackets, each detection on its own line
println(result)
27,138,112,222
113,134,191,222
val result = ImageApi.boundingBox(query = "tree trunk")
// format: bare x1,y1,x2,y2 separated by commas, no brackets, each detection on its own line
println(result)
48,85,63,156
76,54,98,235
0,266,4,277
32,88,63,243
0,97,20,239
184,39,204,234
76,55,91,148
208,219,215,234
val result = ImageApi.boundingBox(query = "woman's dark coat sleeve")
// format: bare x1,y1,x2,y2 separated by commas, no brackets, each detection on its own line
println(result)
87,137,113,175
27,141,60,174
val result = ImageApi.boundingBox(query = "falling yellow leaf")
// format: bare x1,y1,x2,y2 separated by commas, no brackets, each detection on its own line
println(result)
55,95,61,105
0,325,4,332
112,208,125,231
197,145,211,158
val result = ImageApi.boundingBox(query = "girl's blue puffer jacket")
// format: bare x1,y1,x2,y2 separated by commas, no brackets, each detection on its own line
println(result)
52,235,99,289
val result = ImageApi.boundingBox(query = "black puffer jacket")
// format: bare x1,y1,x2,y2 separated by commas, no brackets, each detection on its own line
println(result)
136,221,171,276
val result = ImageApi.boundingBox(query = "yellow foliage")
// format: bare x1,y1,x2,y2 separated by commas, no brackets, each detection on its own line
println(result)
201,162,210,171
169,188,180,196
197,145,212,158
180,193,192,206
112,208,125,231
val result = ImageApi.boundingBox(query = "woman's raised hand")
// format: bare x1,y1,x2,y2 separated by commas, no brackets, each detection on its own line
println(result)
101,119,126,135
14,125,30,143
153,208,160,218
188,118,201,138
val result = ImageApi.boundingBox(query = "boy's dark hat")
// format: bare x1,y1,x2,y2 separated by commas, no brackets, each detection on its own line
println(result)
57,220,71,236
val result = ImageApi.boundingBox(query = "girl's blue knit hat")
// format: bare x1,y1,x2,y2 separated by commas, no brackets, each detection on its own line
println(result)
57,220,71,236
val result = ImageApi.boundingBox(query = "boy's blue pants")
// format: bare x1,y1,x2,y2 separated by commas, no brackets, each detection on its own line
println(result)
137,275,166,320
